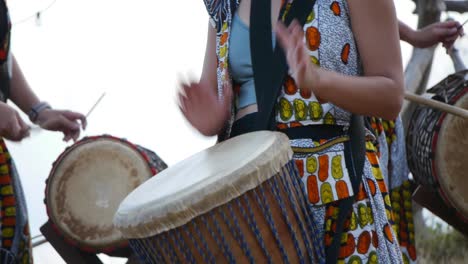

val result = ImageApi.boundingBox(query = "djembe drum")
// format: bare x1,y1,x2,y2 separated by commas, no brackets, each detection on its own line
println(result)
114,131,321,263
45,135,167,253
406,70,468,222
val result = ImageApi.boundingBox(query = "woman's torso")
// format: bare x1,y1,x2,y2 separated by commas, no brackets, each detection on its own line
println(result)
228,0,362,127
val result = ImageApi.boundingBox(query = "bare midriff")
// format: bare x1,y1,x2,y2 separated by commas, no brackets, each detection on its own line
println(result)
235,104,258,121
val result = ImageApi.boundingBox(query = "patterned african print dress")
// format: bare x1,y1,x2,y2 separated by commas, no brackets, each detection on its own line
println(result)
204,0,404,263
0,1,33,263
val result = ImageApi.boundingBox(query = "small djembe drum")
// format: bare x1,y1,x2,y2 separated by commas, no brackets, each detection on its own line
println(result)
45,135,167,253
407,70,468,222
114,131,321,263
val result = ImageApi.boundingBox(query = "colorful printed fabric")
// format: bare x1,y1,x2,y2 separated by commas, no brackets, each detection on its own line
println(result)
291,136,355,206
276,2,355,128
0,140,33,264
368,116,417,263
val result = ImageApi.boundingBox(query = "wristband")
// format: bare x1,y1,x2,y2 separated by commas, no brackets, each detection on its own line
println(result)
28,102,51,123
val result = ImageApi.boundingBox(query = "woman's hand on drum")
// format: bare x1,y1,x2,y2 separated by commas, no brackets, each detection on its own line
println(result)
36,109,87,142
177,79,232,136
0,101,31,141
276,20,324,101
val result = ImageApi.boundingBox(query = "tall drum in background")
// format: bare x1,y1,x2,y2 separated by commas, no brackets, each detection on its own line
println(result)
45,135,167,253
114,131,321,263
406,70,468,222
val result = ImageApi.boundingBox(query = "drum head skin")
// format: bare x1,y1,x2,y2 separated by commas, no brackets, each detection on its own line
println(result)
114,131,292,238
436,92,468,218
46,136,155,251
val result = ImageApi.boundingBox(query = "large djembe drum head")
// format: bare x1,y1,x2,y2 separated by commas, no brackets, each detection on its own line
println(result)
435,92,468,217
46,135,166,252
114,131,319,262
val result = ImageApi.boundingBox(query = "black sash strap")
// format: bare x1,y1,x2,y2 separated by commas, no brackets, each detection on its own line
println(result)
250,0,315,131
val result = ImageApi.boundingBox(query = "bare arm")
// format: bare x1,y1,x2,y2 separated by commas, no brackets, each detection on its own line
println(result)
200,22,218,92
9,54,41,114
177,21,232,136
315,0,403,120
277,0,403,120
399,20,415,44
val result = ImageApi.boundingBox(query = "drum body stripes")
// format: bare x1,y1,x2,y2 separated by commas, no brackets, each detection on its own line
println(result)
45,135,167,253
406,71,468,222
114,131,322,263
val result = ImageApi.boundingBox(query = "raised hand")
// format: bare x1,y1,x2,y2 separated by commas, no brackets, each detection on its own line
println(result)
177,79,232,136
36,109,87,142
276,20,319,93
0,102,30,141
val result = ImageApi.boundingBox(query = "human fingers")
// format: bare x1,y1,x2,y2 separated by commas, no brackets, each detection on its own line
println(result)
16,112,31,139
62,110,87,130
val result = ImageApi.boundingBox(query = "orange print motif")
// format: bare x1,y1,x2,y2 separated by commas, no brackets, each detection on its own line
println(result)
220,32,228,45
330,1,341,16
372,230,379,247
284,75,298,95
290,121,303,128
384,224,394,243
336,180,349,199
356,184,367,201
338,233,355,259
318,155,329,181
276,123,288,130
408,244,417,260
367,178,377,196
341,43,350,64
306,26,321,51
357,231,371,254
295,159,304,177
307,175,320,204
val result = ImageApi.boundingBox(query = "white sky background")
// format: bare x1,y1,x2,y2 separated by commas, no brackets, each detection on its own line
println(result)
3,0,468,263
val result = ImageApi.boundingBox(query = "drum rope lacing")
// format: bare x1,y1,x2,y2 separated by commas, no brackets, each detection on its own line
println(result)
255,185,290,263
286,161,326,262
185,220,215,263
268,174,306,263
220,203,255,263
277,163,316,262
237,192,273,263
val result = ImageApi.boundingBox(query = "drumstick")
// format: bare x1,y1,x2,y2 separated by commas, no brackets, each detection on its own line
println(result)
86,92,106,118
457,18,468,30
404,91,468,119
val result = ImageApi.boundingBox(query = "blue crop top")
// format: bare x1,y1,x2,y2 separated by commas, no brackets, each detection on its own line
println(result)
229,12,276,110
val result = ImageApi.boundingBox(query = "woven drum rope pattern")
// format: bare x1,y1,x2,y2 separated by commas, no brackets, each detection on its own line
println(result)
143,238,164,263
190,220,216,263
267,176,305,263
237,192,272,263
286,161,326,261
276,164,315,262
184,220,214,263
254,185,290,263
220,203,255,264
210,211,237,263
172,226,196,263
